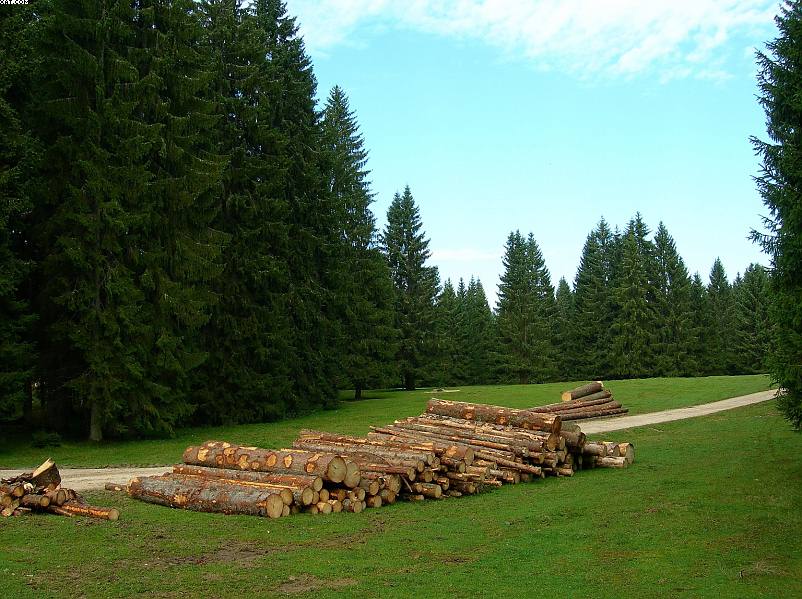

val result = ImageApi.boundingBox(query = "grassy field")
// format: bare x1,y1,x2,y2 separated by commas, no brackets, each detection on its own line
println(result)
0,375,771,468
1,398,800,598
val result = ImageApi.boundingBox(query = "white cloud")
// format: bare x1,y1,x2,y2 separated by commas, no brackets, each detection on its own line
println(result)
287,0,778,78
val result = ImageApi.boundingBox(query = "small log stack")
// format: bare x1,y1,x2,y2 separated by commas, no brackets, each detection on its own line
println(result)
125,388,635,518
1,459,119,520
529,381,629,420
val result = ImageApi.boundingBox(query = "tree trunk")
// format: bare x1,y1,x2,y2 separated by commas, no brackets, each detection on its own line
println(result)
89,400,102,442
560,381,603,402
128,474,285,518
354,384,362,401
22,381,33,426
425,399,561,433
404,371,415,391
182,442,348,484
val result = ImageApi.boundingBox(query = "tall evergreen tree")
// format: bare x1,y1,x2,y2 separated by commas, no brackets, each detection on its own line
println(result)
460,278,495,385
706,258,735,374
687,272,710,376
0,5,37,421
320,85,395,400
653,222,695,376
433,279,461,386
552,277,575,380
608,221,655,378
733,264,772,374
382,186,439,390
496,231,555,384
752,0,802,428
573,219,615,378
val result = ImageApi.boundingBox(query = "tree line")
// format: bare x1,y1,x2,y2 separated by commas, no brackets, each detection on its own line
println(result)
0,1,781,440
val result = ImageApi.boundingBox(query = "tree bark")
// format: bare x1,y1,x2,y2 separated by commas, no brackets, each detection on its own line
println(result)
425,399,560,433
128,474,285,518
89,400,103,442
561,381,603,402
172,465,323,493
182,442,348,484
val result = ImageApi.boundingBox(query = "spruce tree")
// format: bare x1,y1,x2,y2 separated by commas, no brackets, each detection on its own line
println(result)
752,0,802,428
462,278,496,385
0,5,37,421
381,186,439,390
687,273,710,376
320,85,395,400
434,279,461,386
733,264,772,374
653,222,694,376
706,258,735,374
496,231,555,384
552,277,575,380
573,219,615,378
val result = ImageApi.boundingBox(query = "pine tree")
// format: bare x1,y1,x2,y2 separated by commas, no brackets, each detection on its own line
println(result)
751,0,802,428
320,85,395,400
706,258,735,374
460,278,495,385
573,219,615,378
381,186,439,390
552,277,575,380
434,279,461,386
0,5,37,421
653,222,694,376
733,264,772,374
608,223,655,378
687,273,709,376
496,231,555,384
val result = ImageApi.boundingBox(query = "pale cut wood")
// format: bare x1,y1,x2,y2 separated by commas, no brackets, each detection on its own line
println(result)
561,381,603,402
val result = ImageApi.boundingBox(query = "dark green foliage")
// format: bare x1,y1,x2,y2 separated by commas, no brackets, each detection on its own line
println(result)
0,6,37,422
733,264,772,374
461,278,496,385
609,218,657,378
572,219,615,378
320,85,395,400
496,231,555,384
706,258,736,375
652,223,695,376
382,186,440,390
433,279,462,386
752,0,802,428
552,277,575,380
687,272,711,373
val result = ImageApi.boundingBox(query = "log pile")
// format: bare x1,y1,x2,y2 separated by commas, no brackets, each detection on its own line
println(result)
529,381,629,421
126,392,635,518
1,459,119,520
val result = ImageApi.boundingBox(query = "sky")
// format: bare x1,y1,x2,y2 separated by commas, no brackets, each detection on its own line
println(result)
285,0,781,307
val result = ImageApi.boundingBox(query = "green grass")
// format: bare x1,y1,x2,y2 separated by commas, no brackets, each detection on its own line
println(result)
0,375,771,468
1,399,800,598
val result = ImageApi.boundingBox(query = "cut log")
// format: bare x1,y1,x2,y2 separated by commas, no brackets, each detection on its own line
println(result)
596,456,628,469
532,392,613,412
365,495,383,508
426,399,561,433
343,461,361,489
128,474,284,518
183,443,347,484
172,464,323,493
20,494,50,509
561,381,603,402
559,407,628,421
48,500,119,521
618,442,635,464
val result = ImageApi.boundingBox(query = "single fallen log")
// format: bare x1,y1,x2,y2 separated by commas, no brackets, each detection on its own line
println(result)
561,381,604,402
128,474,285,518
531,392,613,412
559,407,628,421
182,443,348,484
48,500,120,521
426,399,561,433
172,464,323,495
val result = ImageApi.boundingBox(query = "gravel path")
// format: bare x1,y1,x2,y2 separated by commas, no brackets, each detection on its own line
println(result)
0,389,777,491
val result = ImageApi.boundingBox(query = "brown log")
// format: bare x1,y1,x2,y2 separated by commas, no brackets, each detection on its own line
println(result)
172,464,324,493
473,450,542,475
348,487,366,502
318,488,330,503
327,488,347,502
532,390,612,412
291,439,430,470
48,500,119,521
618,442,635,464
596,456,628,468
560,407,628,421
328,499,343,513
183,443,347,484
358,478,380,495
128,474,284,518
343,461,361,488
374,425,530,459
555,401,622,417
408,416,560,451
561,381,603,401
0,483,25,498
365,495,383,508
360,472,402,493
602,442,621,457
342,498,364,513
0,492,12,508
379,489,397,504
1,499,19,517
426,399,560,433
582,442,608,457
20,493,50,509
299,430,454,463
356,463,416,480
557,467,574,476
559,430,586,451
316,501,333,515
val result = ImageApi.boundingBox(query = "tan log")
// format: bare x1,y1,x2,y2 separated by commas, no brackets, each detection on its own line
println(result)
48,500,119,521
172,464,323,493
316,501,333,515
0,483,25,498
597,456,628,468
581,442,608,457
328,499,343,513
343,461,361,488
560,408,628,421
327,488,347,502
602,442,621,457
20,494,50,509
365,495,383,508
358,478,380,495
426,399,561,433
405,416,560,451
183,443,348,484
618,442,635,464
342,498,364,513
561,381,603,401
127,474,284,518
318,488,330,503
379,489,397,504
291,439,431,470
356,464,416,480
533,390,612,412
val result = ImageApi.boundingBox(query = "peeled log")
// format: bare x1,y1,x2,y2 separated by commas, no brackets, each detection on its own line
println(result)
182,443,347,484
426,399,560,433
561,381,603,402
128,474,284,518
48,500,119,521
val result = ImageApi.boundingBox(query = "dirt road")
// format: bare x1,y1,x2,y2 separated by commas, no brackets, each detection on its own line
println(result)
0,389,776,491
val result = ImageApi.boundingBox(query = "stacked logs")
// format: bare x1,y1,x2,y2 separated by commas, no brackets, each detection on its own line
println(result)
529,381,629,421
125,393,635,518
1,459,119,520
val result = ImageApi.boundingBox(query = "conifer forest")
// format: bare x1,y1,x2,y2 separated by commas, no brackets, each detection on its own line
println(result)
0,0,795,440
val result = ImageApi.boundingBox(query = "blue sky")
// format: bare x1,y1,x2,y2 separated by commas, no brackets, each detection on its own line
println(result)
286,0,780,306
